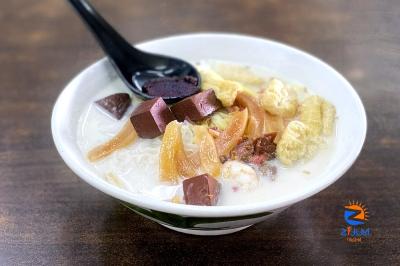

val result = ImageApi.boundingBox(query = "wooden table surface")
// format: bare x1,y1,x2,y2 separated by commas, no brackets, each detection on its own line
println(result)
1,0,399,265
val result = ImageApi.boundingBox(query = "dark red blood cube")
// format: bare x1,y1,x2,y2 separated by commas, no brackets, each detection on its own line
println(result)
183,174,221,206
95,93,131,119
143,76,199,98
130,97,175,138
171,89,222,122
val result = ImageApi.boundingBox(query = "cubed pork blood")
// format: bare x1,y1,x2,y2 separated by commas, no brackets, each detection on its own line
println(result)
130,97,175,138
183,174,221,206
95,93,131,120
171,89,222,121
142,76,199,98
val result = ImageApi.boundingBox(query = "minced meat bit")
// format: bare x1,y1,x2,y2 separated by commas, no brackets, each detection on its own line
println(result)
230,137,254,162
253,133,277,160
228,133,277,165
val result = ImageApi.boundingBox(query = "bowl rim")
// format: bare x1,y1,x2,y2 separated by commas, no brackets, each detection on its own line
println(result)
51,32,367,217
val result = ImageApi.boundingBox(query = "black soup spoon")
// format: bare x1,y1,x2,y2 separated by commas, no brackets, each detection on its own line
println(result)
68,0,200,103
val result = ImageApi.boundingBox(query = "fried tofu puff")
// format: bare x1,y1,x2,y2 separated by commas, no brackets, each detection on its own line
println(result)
197,66,257,107
261,78,298,118
276,121,310,165
300,95,336,136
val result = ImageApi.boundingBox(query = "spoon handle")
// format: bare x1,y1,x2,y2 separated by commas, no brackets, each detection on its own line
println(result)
67,0,148,69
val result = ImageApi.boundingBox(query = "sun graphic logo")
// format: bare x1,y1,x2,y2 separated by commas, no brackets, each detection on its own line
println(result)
344,201,369,226
340,200,371,243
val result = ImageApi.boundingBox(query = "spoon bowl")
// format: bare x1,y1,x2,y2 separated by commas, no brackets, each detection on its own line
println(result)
68,0,200,103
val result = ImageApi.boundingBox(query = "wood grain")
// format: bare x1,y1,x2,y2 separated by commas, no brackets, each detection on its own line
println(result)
0,0,399,265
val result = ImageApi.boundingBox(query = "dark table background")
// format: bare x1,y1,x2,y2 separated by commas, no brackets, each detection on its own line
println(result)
1,0,399,265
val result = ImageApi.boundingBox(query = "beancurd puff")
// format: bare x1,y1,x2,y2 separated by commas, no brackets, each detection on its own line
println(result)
261,78,298,118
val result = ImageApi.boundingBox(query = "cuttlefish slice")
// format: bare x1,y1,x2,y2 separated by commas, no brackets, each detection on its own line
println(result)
87,120,138,162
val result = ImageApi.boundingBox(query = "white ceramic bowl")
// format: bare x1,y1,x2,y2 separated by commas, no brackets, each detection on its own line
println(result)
52,33,367,235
